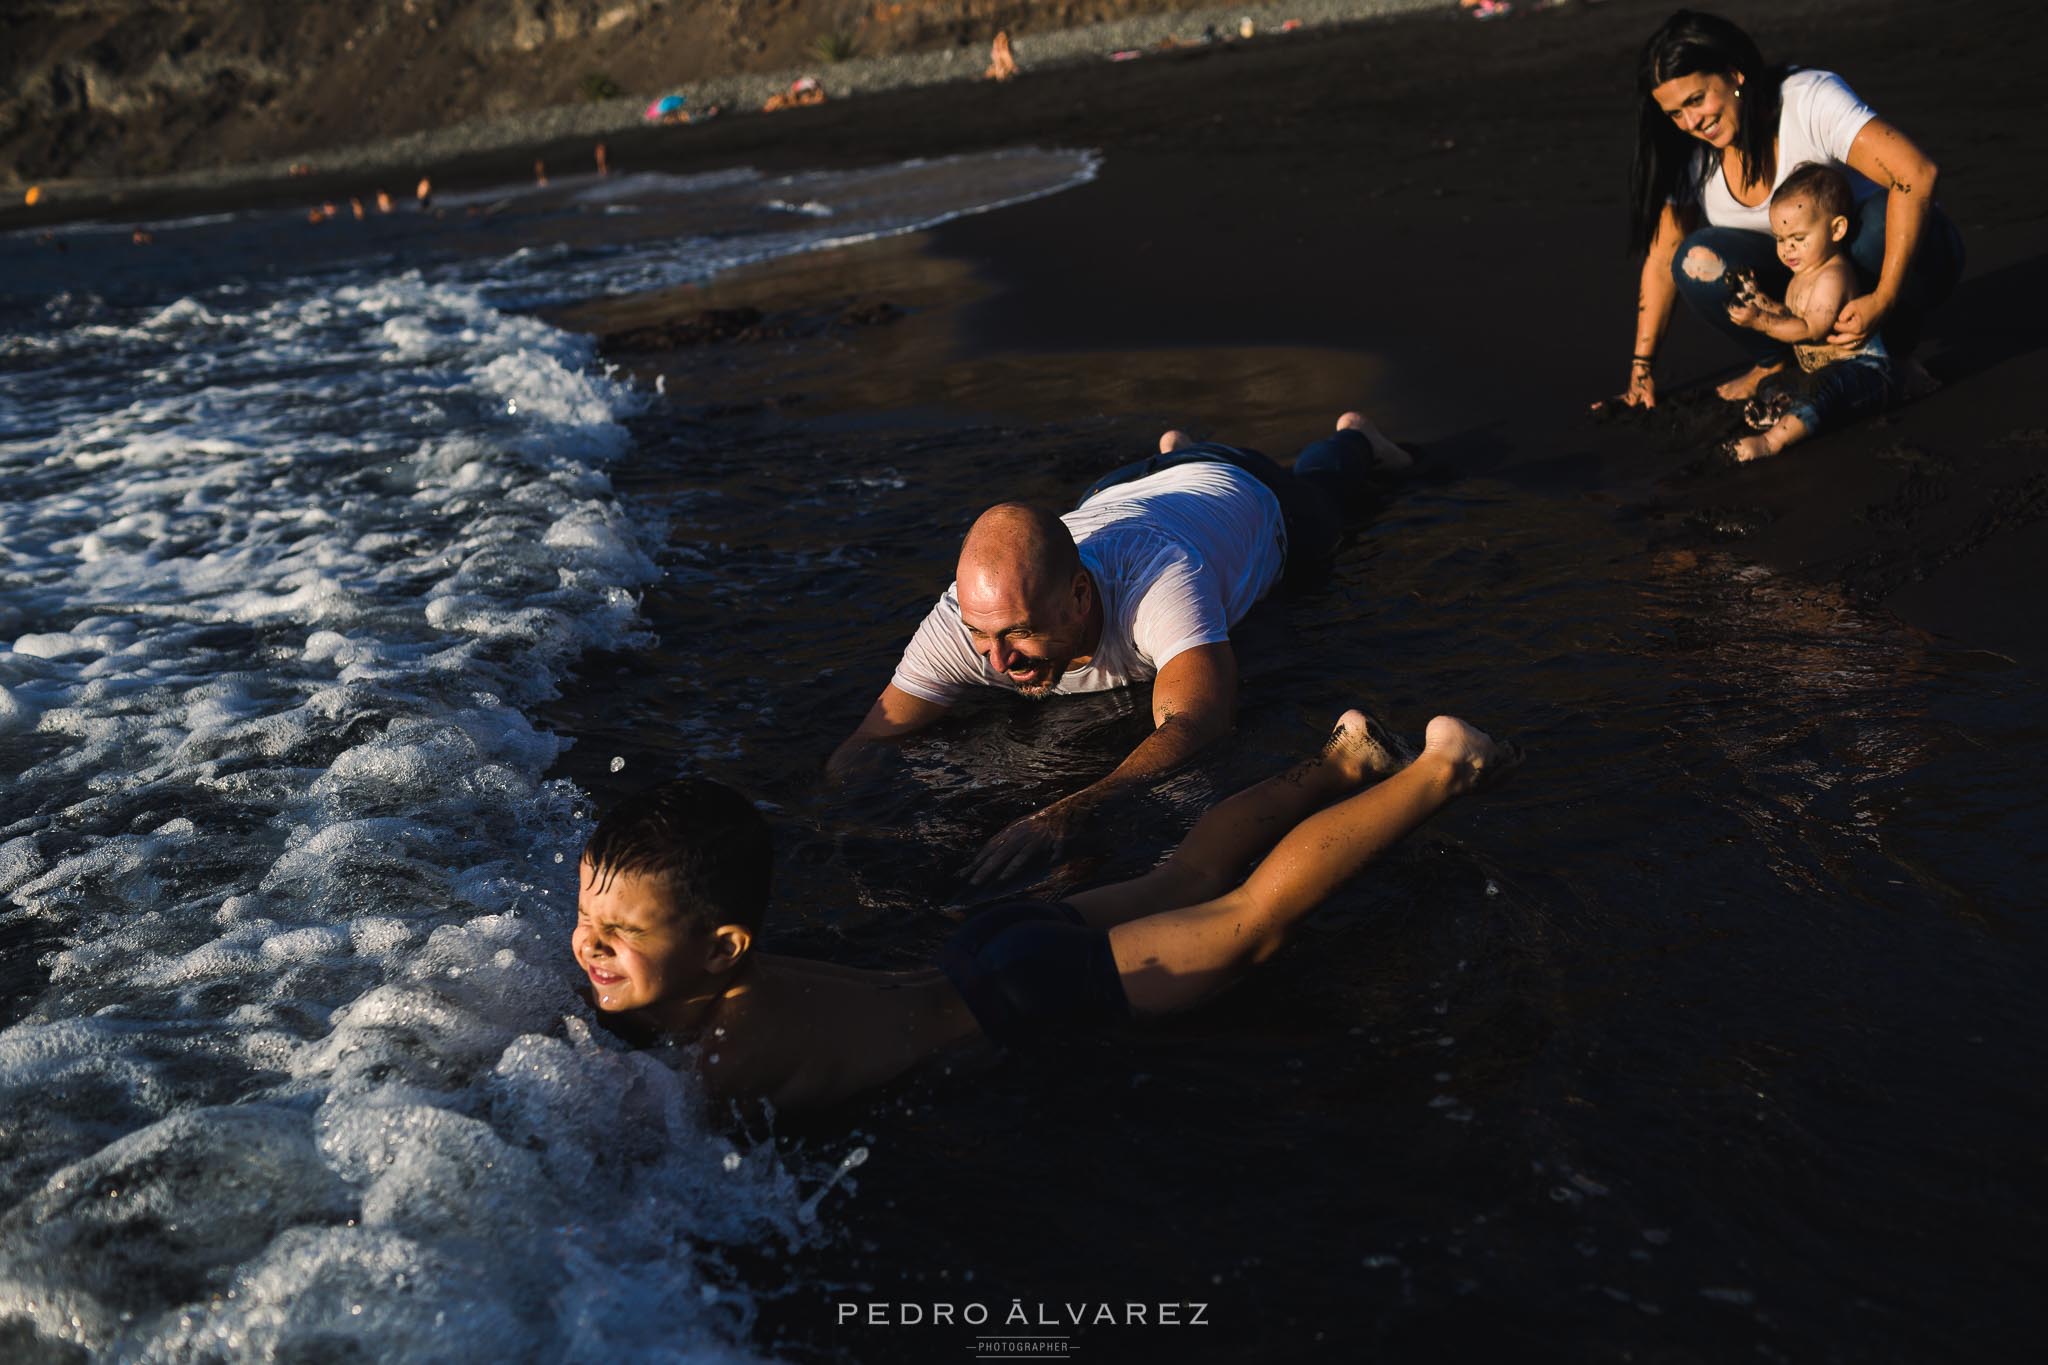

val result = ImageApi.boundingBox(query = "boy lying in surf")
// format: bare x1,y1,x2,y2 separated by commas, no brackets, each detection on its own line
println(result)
571,709,1515,1112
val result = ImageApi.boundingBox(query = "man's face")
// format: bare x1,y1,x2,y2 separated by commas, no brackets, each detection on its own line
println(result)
571,861,703,1013
957,570,1090,697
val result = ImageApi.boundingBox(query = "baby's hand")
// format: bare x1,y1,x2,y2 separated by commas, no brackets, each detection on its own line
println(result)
1727,298,1761,328
1728,269,1764,308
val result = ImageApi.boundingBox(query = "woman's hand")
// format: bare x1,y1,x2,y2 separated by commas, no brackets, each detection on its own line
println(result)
1622,360,1658,409
1593,362,1657,412
1828,292,1889,347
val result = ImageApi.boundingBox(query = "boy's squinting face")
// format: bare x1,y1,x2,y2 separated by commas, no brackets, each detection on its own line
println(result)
1769,197,1846,274
572,861,703,1013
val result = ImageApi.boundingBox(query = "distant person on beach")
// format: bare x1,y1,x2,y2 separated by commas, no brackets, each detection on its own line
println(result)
985,31,1018,82
1719,163,1894,462
1608,9,1961,410
577,709,1515,1112
829,413,1413,884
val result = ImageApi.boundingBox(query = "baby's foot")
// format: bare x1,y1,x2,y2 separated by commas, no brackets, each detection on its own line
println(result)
1159,429,1193,454
1725,433,1775,463
1322,707,1413,786
1716,362,1784,402
1421,715,1520,796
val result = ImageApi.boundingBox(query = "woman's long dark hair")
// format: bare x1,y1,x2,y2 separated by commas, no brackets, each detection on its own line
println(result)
1629,10,1786,253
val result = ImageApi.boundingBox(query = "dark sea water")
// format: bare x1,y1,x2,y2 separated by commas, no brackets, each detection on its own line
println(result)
3,151,2045,1364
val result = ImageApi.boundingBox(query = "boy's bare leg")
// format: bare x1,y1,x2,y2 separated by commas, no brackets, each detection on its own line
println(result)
1065,710,1408,930
1728,412,1810,463
1107,716,1509,1017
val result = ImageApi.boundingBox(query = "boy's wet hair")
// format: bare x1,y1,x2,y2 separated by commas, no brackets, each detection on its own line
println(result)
582,778,772,934
1773,161,1855,224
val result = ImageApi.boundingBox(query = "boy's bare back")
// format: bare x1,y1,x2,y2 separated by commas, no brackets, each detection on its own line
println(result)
689,957,980,1112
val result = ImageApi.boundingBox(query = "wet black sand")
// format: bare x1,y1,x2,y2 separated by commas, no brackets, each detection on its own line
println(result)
16,1,2047,1360
531,4,2048,1362
553,0,2048,669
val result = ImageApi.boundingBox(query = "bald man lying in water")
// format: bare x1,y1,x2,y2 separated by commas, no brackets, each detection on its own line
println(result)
828,412,1414,883
576,708,1513,1114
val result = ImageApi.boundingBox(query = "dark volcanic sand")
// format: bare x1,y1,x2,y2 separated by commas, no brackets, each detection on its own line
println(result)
225,0,2038,668
16,0,2041,666
530,3,2048,1362
17,1,2047,1361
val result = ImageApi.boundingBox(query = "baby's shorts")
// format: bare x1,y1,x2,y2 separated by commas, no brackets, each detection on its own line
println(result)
937,898,1131,1047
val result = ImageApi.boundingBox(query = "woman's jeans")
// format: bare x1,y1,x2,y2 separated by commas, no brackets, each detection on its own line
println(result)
1670,194,1965,365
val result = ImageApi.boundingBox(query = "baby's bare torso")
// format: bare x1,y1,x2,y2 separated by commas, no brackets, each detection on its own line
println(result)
1787,256,1870,372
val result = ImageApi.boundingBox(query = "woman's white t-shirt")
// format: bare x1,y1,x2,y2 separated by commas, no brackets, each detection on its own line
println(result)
1687,69,1882,233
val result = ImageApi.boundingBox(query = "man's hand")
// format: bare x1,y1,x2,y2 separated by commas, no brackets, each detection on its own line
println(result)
957,644,1238,885
1828,293,1888,347
827,684,952,780
962,798,1083,886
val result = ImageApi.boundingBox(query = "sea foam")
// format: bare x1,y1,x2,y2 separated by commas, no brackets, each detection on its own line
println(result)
0,147,1103,1360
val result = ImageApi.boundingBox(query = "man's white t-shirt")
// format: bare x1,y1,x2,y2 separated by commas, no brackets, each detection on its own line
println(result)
1687,69,1882,233
890,462,1287,705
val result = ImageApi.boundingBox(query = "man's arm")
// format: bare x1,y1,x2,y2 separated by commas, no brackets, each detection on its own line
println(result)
962,641,1237,884
826,683,952,778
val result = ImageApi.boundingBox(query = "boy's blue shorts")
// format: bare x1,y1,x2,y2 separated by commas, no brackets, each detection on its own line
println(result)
938,898,1131,1048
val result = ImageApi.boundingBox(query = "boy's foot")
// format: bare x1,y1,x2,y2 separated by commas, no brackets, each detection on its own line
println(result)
1336,410,1415,471
1422,715,1520,796
1716,362,1785,402
1322,707,1413,786
1159,429,1193,454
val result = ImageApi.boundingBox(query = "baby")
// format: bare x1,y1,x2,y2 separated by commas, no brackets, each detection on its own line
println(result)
1723,162,1893,462
571,708,1514,1114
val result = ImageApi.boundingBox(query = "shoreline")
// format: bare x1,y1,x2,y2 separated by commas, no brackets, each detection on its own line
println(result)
10,0,2043,673
5,0,1440,226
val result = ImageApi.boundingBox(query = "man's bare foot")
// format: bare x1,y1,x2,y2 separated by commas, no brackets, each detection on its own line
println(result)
1159,429,1193,454
1336,411,1414,471
1716,362,1784,402
1320,707,1413,787
1726,433,1774,463
1421,715,1518,796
